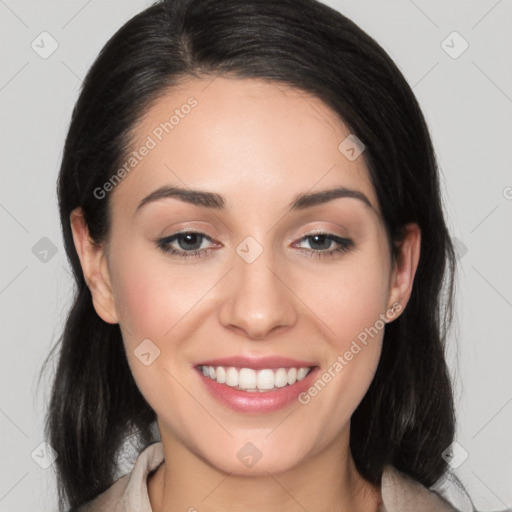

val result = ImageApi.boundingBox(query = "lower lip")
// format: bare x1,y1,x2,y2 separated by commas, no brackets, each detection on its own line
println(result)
195,366,319,413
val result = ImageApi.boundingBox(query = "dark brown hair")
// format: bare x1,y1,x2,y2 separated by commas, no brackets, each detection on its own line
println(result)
42,0,456,509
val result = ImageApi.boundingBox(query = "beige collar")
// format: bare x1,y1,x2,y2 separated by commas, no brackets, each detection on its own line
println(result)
79,441,460,512
380,464,459,511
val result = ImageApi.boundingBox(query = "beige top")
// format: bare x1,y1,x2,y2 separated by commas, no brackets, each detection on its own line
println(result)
76,442,463,512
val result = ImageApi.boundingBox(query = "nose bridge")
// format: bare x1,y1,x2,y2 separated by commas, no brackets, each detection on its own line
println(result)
218,235,297,338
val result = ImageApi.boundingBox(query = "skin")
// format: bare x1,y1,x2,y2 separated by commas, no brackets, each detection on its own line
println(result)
70,76,421,512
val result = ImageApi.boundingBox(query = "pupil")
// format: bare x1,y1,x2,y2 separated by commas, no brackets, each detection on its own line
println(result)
179,233,201,250
311,234,330,250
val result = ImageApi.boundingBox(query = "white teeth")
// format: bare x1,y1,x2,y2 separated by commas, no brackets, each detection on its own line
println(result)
287,367,297,385
216,366,226,384
199,365,313,391
225,367,239,387
297,367,308,381
257,369,275,390
238,368,257,389
274,368,288,388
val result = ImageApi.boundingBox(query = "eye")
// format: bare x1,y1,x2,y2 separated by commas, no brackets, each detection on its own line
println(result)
293,233,354,258
156,232,216,259
156,231,354,260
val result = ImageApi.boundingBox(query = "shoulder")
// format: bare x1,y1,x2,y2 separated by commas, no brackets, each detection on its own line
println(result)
74,475,130,512
381,465,474,512
73,445,473,512
74,442,165,512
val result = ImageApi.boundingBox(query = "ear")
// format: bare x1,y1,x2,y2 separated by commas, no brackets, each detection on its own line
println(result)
70,207,119,324
386,223,421,321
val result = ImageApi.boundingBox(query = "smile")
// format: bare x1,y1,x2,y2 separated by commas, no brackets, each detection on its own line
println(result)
194,358,320,413
198,365,313,392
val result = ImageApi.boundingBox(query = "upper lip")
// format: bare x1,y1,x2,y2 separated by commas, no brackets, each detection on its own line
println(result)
195,355,318,370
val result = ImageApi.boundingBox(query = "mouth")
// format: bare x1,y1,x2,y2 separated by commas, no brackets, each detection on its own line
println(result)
193,357,320,413
197,364,314,392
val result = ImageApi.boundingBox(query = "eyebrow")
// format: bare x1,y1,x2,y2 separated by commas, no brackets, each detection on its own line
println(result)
136,185,373,213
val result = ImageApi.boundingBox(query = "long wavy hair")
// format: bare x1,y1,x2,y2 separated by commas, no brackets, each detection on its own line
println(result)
41,0,457,509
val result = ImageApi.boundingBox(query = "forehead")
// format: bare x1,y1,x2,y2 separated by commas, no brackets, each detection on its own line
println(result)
110,76,378,217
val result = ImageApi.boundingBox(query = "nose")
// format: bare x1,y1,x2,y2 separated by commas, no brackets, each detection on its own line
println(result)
218,243,298,340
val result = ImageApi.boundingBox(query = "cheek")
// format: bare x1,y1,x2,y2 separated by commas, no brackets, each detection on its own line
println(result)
108,248,201,417
294,270,389,445
295,241,391,409
109,248,204,345
306,248,392,345
110,228,392,356
113,264,170,342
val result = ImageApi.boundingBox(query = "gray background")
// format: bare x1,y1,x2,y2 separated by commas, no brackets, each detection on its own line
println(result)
1,0,511,510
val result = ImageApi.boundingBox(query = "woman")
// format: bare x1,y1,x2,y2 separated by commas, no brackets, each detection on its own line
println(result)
43,0,473,510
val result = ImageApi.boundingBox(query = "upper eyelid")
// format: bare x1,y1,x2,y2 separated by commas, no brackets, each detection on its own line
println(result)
156,216,352,239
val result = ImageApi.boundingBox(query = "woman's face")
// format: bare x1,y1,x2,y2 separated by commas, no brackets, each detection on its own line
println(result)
74,76,417,476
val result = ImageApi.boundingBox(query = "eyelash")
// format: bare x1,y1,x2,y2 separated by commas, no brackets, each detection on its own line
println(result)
156,231,354,260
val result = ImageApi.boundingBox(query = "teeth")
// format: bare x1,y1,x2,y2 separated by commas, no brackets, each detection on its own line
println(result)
274,368,288,388
225,367,239,387
257,369,275,390
216,366,226,384
239,368,257,389
199,365,313,391
297,367,308,380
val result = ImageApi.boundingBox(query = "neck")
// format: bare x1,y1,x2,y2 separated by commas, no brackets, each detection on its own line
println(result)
148,428,381,512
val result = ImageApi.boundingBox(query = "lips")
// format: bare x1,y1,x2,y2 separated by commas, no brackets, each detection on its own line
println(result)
194,355,318,370
193,356,320,413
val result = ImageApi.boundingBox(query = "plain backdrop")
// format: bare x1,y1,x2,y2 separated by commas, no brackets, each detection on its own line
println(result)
1,1,511,511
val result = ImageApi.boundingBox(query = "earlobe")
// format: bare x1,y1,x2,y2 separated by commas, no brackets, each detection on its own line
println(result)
70,207,119,324
386,223,421,321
